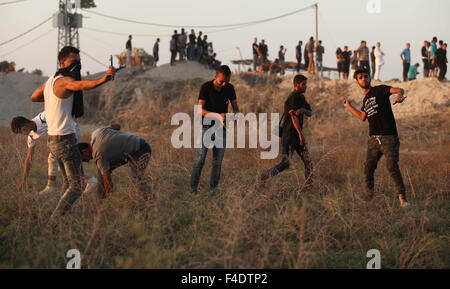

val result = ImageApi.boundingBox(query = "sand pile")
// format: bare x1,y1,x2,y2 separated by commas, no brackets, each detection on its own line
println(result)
0,72,45,126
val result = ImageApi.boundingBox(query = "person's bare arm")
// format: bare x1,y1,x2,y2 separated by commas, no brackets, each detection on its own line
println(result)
295,108,312,117
343,100,367,121
230,99,240,113
102,171,113,198
31,84,45,102
19,146,35,190
54,66,115,99
289,110,304,146
197,99,224,123
390,87,406,104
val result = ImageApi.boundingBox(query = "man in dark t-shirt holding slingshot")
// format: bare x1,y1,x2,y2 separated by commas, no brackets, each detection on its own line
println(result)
190,65,240,193
343,68,410,208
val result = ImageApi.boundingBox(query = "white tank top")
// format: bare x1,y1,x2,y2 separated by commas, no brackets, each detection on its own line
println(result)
44,75,76,136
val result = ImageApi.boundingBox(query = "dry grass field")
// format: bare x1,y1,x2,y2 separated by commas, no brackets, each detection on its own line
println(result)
0,70,448,268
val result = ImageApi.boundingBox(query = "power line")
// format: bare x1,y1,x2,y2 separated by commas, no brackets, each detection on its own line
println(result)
0,28,55,58
0,0,26,6
82,5,315,29
0,16,52,47
84,21,256,38
79,49,108,67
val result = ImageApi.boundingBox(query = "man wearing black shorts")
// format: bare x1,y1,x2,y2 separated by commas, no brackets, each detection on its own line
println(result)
261,74,313,186
343,68,410,208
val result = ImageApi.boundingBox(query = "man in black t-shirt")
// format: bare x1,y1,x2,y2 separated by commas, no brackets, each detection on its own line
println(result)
433,43,447,81
190,65,240,193
421,41,430,78
261,74,313,186
252,37,261,72
259,39,268,64
343,68,410,208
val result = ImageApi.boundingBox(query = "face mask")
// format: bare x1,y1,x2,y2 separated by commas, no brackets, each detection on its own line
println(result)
55,59,84,118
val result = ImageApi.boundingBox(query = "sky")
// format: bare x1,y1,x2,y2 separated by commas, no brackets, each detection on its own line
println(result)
0,0,449,80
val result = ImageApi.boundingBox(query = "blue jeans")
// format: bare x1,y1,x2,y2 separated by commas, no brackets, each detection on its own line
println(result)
253,54,259,71
316,59,323,71
47,134,83,223
190,128,226,192
188,44,195,60
196,46,203,61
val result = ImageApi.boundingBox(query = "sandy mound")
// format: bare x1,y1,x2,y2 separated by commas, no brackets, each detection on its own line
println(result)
0,72,46,126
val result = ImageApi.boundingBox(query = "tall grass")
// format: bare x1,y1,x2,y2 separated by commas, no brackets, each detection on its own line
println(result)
0,73,448,268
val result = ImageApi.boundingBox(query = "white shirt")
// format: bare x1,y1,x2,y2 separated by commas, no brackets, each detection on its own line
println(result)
27,111,82,147
27,111,48,148
374,47,385,66
44,74,76,136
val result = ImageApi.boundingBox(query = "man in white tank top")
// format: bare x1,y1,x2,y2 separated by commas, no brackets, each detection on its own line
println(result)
31,46,115,227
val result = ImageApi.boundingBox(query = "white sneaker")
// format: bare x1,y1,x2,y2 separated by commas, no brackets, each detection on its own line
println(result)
83,176,98,194
399,196,411,208
38,185,55,195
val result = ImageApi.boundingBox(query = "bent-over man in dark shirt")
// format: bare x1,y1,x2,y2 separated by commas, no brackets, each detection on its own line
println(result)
261,74,313,186
78,125,152,199
190,65,240,193
343,68,410,208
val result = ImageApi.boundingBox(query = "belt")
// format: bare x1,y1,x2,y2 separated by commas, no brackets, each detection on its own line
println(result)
48,133,75,141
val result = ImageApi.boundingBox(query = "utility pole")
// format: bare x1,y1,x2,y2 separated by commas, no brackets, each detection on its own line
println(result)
314,3,318,46
53,0,83,68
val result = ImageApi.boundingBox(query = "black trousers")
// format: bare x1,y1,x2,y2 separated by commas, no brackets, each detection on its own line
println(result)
296,57,301,72
403,62,410,82
438,63,447,81
364,135,406,198
261,134,313,184
360,60,370,72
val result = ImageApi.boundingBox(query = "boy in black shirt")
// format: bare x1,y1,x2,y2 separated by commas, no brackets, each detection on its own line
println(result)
190,65,240,193
261,74,313,185
343,68,410,208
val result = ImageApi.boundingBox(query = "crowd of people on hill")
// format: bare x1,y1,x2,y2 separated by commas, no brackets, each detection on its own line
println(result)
167,28,221,69
125,30,221,70
249,36,447,82
125,32,447,82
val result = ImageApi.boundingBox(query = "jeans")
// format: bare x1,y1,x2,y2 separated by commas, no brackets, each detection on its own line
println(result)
190,128,226,192
97,139,152,199
47,134,83,223
316,58,323,72
126,49,131,66
261,134,313,184
403,62,410,82
196,46,203,61
253,54,259,71
188,44,195,60
364,135,406,198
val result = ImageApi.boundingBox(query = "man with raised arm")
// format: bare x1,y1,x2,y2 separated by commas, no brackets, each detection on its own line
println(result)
31,46,115,225
343,68,410,208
